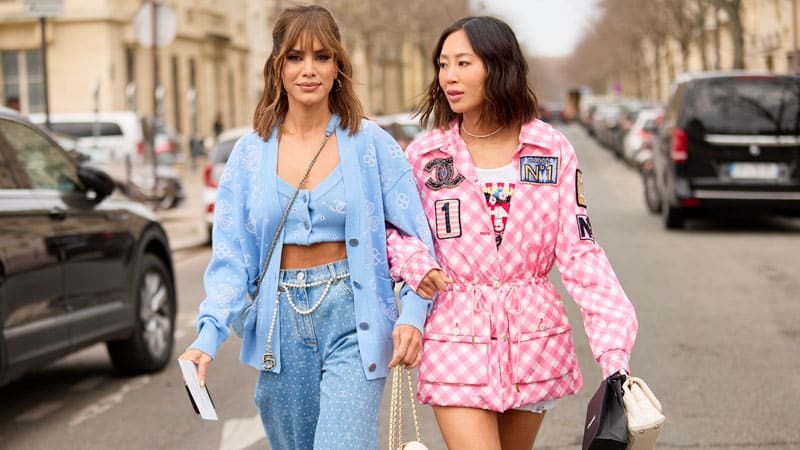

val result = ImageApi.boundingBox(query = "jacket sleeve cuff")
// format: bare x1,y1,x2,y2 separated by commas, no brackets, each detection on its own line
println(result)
395,289,432,334
598,350,630,378
398,251,441,292
187,320,226,359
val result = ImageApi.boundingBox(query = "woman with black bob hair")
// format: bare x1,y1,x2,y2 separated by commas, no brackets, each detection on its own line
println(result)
180,5,437,449
390,16,639,449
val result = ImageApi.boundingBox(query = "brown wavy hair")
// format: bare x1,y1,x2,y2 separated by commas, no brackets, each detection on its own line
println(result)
416,16,539,130
252,5,363,137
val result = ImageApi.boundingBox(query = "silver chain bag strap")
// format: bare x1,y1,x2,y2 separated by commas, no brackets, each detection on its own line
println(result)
230,127,334,371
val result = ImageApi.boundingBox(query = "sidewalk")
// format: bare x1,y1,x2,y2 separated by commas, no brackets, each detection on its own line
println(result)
156,160,209,251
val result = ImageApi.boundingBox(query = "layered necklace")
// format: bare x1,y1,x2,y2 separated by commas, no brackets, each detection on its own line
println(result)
461,122,503,139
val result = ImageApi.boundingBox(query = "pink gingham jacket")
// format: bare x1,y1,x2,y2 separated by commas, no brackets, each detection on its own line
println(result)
388,119,638,411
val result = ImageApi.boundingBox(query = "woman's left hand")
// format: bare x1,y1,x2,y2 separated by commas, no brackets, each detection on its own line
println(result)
389,324,423,368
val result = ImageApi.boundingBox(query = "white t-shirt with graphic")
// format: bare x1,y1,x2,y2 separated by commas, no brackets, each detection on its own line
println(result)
474,163,516,248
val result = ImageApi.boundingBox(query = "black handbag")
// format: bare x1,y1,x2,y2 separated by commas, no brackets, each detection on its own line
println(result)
582,373,628,450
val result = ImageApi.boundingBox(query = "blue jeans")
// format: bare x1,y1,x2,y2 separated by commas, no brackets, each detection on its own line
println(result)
254,259,386,450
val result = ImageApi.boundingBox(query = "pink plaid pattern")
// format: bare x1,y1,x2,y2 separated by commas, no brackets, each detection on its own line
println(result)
401,120,637,411
386,228,440,291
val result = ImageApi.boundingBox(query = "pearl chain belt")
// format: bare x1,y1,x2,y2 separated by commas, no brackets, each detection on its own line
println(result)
262,271,350,370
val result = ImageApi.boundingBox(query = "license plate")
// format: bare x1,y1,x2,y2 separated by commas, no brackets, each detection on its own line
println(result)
728,162,780,179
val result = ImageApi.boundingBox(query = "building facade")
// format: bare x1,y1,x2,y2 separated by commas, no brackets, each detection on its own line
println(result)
0,0,470,147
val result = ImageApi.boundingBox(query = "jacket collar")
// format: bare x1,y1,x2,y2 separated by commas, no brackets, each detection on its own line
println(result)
414,118,556,156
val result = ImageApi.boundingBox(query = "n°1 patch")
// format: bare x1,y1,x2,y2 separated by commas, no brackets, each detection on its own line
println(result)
520,156,559,184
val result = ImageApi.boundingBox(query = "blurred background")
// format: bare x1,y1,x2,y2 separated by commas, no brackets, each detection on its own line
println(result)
1,0,794,139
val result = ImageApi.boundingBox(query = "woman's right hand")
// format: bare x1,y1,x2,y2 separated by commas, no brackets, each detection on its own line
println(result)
178,349,213,387
416,268,452,299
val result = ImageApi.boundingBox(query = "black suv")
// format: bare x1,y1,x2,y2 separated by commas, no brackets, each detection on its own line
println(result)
652,71,800,228
0,107,177,386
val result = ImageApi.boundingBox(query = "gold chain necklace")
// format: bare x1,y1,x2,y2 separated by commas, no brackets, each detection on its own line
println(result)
461,122,502,139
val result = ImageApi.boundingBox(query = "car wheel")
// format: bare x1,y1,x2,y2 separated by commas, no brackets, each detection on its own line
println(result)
661,191,684,229
643,169,662,214
107,253,176,375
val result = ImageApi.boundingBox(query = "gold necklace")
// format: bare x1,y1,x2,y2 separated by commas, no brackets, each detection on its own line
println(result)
461,122,502,139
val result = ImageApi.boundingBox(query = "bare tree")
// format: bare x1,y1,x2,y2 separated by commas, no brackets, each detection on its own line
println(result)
709,0,744,69
322,0,469,113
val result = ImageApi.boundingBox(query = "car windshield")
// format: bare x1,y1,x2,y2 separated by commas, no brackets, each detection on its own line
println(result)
687,77,800,135
48,121,124,138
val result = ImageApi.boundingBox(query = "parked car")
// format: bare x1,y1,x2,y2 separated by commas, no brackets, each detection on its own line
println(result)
204,127,252,240
653,71,800,228
638,142,662,214
0,106,177,386
30,112,185,210
29,111,145,163
622,107,663,164
539,101,568,124
591,103,624,150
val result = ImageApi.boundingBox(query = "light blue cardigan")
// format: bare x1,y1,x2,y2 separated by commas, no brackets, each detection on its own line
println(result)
189,115,436,380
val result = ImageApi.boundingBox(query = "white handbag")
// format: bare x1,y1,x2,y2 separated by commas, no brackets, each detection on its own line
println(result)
622,376,665,450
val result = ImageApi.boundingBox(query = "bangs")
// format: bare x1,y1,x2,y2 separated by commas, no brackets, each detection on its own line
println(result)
279,17,339,59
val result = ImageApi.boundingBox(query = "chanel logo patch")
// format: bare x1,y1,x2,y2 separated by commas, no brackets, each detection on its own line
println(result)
520,156,559,184
424,157,465,190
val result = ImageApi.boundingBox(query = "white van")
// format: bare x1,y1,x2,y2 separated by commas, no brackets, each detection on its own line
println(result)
29,111,145,164
29,111,185,210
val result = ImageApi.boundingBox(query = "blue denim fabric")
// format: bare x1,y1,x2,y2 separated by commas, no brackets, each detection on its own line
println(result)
254,259,386,450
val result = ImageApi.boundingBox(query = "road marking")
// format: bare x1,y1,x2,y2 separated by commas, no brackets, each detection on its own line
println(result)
14,402,63,422
219,414,265,450
68,376,150,427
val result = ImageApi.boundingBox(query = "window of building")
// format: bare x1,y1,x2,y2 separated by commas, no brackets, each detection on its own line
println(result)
1,49,44,113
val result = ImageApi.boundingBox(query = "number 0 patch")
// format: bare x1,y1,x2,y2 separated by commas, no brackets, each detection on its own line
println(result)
434,199,462,239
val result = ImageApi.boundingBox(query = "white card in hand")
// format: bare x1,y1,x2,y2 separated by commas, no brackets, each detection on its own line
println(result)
177,359,218,421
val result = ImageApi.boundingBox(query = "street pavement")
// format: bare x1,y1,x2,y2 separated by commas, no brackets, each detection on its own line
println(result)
156,159,210,251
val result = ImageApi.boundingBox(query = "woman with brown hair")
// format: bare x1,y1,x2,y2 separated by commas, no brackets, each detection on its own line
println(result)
179,5,436,449
390,16,638,449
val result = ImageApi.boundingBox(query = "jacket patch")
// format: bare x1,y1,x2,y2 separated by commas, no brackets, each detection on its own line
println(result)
434,199,462,239
424,157,465,190
520,156,559,184
576,169,586,208
577,214,594,241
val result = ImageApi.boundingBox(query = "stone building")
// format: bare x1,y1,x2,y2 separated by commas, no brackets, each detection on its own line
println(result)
0,0,470,148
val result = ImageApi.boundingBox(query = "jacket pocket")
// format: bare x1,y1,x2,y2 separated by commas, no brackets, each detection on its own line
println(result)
511,326,578,384
418,334,490,386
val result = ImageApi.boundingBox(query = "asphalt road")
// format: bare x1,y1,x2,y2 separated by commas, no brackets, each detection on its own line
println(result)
1,123,799,449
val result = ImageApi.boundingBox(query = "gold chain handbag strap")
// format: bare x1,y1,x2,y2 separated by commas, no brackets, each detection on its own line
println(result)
388,366,426,450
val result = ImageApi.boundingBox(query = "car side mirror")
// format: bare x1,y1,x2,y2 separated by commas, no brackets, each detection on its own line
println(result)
68,149,92,164
77,165,115,202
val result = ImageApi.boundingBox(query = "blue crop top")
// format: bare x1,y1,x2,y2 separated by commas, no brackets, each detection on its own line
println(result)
278,165,347,245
